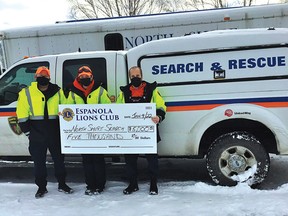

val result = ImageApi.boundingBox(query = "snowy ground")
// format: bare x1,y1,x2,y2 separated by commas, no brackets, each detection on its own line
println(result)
1,155,288,216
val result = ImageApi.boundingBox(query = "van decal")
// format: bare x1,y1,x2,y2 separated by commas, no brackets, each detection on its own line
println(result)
224,109,251,117
140,45,288,87
0,108,16,116
152,62,203,74
8,117,22,135
150,55,286,77
228,56,286,69
125,33,174,49
214,70,226,79
225,109,233,117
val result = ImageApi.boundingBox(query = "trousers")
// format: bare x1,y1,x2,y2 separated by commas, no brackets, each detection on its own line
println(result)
82,154,106,190
124,154,158,182
29,138,66,189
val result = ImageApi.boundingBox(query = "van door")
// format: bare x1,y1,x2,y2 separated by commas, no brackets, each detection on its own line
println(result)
0,58,56,156
55,52,117,100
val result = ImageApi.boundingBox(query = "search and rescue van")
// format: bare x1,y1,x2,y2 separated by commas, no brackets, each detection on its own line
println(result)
1,3,288,73
1,27,288,186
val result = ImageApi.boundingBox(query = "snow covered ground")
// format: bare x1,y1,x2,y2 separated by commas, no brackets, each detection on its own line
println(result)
1,156,288,216
1,181,288,216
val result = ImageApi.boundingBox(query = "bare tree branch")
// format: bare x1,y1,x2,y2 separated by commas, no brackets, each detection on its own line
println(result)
67,0,168,19
67,0,275,20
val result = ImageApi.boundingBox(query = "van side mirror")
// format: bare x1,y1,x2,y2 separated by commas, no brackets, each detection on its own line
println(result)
0,95,4,104
2,83,23,105
0,87,18,106
3,90,18,105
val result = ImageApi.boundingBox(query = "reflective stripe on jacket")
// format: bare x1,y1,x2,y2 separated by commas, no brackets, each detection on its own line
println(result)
66,86,111,105
16,82,64,122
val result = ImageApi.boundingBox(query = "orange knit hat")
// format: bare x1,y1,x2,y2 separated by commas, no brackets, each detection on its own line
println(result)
77,66,93,78
35,66,50,78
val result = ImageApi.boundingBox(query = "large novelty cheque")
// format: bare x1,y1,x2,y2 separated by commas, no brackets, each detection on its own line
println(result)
59,103,157,154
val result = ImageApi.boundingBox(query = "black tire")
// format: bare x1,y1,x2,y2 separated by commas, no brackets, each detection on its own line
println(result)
206,132,270,186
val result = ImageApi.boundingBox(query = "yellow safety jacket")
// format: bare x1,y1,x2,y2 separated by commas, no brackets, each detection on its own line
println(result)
66,84,111,105
16,82,65,137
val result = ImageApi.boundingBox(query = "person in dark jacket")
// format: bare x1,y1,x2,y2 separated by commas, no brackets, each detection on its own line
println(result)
117,66,166,195
16,66,73,198
66,66,111,195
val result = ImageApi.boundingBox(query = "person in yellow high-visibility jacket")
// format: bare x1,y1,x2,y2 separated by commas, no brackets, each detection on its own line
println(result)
66,66,111,196
16,66,73,198
117,66,166,195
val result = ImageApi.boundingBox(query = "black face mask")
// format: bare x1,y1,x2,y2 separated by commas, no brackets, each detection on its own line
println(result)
79,78,92,86
131,77,142,87
36,77,50,86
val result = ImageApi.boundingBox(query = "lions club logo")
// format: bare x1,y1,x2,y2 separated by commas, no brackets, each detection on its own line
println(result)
60,108,75,122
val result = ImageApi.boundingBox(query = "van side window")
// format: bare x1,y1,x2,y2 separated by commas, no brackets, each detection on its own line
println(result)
62,58,107,96
104,33,124,50
0,62,49,105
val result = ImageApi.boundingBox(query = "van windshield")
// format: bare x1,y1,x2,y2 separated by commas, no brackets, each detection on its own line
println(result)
0,62,49,106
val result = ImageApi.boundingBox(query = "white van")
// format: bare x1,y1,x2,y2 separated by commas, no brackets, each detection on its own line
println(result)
1,3,288,72
1,28,288,186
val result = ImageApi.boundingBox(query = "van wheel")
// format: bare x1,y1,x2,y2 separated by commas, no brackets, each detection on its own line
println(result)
206,132,270,186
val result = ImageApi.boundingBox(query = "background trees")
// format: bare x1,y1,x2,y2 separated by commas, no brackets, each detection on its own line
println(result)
68,0,166,19
67,0,280,19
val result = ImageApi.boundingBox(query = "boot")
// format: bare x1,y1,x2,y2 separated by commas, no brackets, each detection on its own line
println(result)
58,183,74,194
123,179,139,195
149,177,158,195
93,188,104,195
85,188,94,196
85,187,104,195
35,187,48,199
